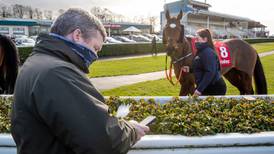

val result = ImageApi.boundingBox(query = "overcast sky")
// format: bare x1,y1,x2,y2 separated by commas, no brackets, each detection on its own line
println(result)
2,0,274,34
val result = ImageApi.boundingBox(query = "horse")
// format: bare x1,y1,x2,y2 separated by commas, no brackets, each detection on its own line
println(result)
162,10,267,96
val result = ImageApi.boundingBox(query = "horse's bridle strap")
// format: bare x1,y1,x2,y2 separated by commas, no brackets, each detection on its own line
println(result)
172,53,192,64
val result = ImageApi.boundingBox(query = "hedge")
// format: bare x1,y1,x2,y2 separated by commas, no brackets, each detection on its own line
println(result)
1,96,273,136
18,47,33,64
17,38,274,64
244,38,274,44
18,43,164,64
0,97,12,133
98,43,164,57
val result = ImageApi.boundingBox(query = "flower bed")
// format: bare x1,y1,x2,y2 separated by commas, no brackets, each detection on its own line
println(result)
0,95,273,154
1,96,273,135
106,96,274,136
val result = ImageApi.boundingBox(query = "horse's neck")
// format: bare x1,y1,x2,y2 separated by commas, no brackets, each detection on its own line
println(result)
179,37,191,55
172,37,191,61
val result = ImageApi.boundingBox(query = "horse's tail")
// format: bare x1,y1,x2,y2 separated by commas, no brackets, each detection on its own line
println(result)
254,54,267,94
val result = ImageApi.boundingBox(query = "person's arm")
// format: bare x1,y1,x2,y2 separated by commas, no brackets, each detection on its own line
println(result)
32,66,139,154
196,50,217,93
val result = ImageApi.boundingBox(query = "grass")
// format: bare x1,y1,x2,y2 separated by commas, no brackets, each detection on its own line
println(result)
252,42,274,53
101,54,274,96
89,42,274,78
262,54,274,94
88,55,169,78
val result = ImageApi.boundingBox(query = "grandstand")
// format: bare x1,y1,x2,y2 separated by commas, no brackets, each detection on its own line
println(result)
160,0,269,38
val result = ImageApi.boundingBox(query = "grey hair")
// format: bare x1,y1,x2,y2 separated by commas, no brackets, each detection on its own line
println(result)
50,8,107,41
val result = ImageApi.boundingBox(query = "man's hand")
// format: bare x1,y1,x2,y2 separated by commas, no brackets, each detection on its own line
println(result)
193,89,202,96
129,120,150,141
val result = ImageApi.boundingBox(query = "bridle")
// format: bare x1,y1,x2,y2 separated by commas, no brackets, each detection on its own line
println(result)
172,52,192,64
164,40,194,86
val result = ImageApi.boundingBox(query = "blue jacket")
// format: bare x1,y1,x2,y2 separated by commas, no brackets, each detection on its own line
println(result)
192,43,222,93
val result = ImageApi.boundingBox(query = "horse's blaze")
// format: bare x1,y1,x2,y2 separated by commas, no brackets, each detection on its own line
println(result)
169,23,176,28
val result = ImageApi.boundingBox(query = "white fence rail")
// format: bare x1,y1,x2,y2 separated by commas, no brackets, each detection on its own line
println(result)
1,132,274,154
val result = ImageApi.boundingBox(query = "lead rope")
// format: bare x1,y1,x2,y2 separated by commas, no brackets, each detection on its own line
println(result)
165,55,185,86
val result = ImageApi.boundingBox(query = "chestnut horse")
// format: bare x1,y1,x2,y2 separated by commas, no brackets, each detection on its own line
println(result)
163,10,267,96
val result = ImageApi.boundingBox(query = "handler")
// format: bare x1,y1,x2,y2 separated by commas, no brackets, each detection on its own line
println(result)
193,29,227,96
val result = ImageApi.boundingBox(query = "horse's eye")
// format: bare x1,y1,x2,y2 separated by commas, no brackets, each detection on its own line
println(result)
169,23,176,29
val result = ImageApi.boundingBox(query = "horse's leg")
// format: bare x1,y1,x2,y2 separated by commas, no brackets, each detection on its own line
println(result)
224,68,245,94
179,74,195,96
239,71,254,95
224,68,254,95
179,83,194,96
179,83,195,96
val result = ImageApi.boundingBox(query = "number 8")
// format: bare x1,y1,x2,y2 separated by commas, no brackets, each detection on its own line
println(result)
220,47,228,58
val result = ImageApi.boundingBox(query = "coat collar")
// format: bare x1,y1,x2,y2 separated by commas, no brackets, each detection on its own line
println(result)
33,33,95,73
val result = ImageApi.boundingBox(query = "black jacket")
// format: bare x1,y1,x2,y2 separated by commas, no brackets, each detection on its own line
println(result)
192,43,222,93
11,33,137,154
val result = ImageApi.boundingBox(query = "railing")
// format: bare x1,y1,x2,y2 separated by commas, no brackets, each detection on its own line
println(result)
1,132,274,154
1,95,273,154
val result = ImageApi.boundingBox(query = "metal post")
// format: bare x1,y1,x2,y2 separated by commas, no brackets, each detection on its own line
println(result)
207,16,210,29
223,19,226,31
223,18,226,38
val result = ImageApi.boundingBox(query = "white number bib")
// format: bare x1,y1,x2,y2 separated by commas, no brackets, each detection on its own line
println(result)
220,47,228,58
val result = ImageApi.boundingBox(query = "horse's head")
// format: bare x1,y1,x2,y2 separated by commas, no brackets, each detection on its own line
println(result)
163,10,184,56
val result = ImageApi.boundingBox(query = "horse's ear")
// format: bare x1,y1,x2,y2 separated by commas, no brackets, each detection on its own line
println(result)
177,10,183,21
179,25,185,43
165,9,171,20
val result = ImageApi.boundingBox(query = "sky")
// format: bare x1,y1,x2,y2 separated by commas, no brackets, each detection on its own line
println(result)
1,0,274,34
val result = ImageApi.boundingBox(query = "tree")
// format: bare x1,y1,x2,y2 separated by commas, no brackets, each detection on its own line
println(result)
149,16,157,33
25,6,34,19
12,4,24,18
34,8,43,19
0,4,45,19
90,7,103,19
44,10,53,20
90,7,116,22
58,9,65,15
0,5,9,18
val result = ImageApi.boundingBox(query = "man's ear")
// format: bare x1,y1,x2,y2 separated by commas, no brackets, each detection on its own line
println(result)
72,29,82,42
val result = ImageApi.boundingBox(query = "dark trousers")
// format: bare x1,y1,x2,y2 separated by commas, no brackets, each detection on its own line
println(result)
202,78,227,96
151,46,157,56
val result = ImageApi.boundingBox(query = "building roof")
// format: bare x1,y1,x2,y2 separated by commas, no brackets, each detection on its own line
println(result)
103,22,152,30
0,18,38,26
123,26,142,32
0,18,54,27
190,0,211,8
198,10,252,22
164,0,252,22
0,18,152,30
248,21,266,28
36,19,53,26
106,22,151,26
